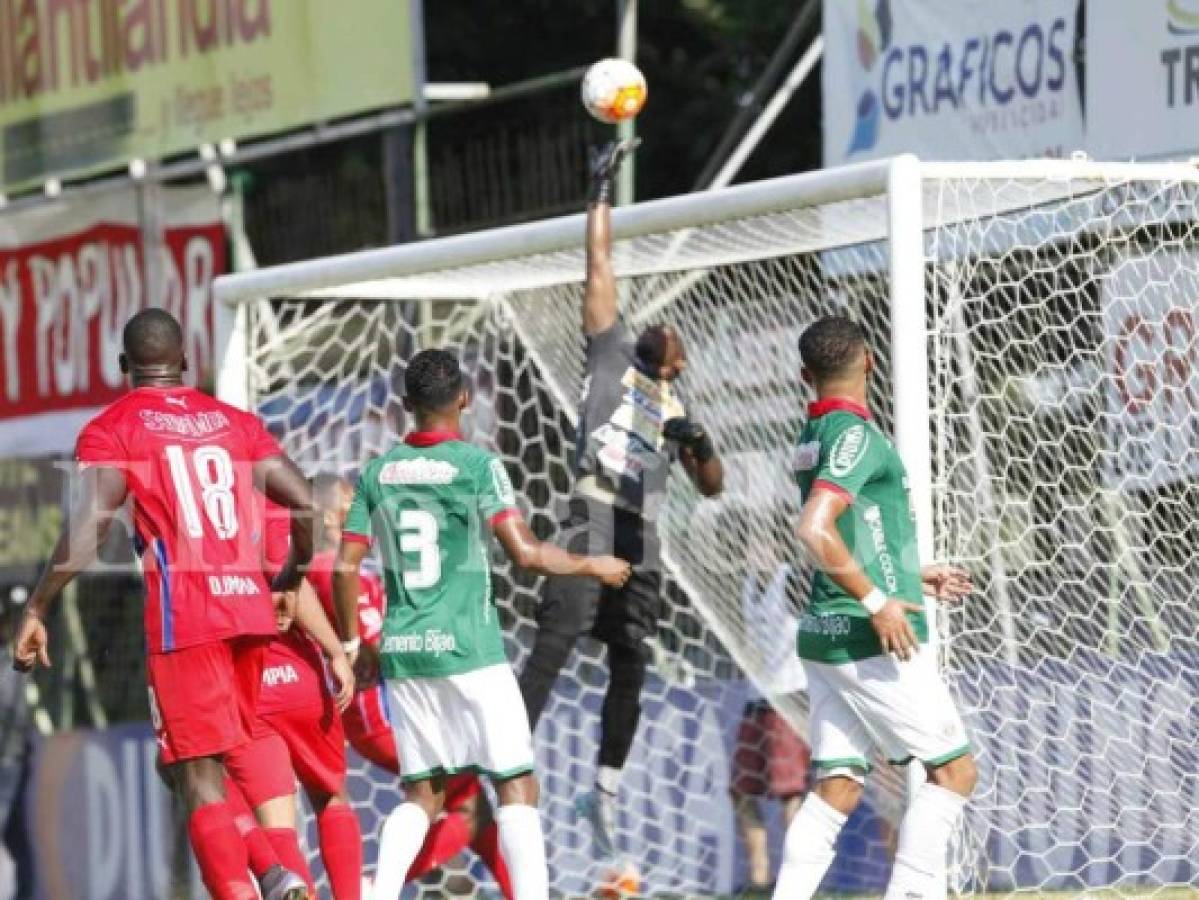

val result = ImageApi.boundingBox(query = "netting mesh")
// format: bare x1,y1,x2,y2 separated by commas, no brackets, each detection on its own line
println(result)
235,165,1199,897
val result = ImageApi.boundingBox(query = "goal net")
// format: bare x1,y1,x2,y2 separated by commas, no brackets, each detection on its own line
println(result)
215,157,1199,897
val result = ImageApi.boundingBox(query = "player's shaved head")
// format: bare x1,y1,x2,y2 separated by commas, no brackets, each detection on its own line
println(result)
798,316,869,383
121,308,185,371
404,349,466,414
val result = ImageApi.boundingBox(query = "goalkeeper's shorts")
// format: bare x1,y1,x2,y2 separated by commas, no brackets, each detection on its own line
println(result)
803,650,970,776
538,495,662,651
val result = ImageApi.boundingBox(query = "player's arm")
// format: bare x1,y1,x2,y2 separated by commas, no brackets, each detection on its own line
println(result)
582,140,638,336
255,454,315,592
332,538,377,686
12,464,128,672
492,514,631,586
292,579,353,711
796,487,923,661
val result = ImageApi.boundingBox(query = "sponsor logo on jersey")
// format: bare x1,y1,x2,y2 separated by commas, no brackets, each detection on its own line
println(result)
262,664,300,687
381,628,458,657
798,612,853,636
207,575,262,596
165,396,188,408
139,409,231,437
489,459,516,505
379,458,458,485
828,424,869,477
862,505,899,592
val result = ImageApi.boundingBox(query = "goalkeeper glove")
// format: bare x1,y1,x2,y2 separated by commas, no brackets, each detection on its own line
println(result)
663,417,716,464
588,137,641,205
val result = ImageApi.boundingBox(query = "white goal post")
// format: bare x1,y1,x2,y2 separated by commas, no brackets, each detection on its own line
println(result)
214,154,1199,897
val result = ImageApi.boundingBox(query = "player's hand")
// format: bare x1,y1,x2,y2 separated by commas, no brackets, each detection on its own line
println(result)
352,641,381,691
328,652,355,713
588,138,640,203
870,599,923,662
921,564,972,603
273,591,297,632
12,613,50,673
593,555,633,588
663,417,716,463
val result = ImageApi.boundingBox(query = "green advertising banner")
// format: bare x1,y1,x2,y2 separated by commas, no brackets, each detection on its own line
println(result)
0,0,413,192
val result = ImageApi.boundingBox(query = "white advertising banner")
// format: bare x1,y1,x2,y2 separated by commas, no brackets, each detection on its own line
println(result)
1088,0,1199,159
823,0,1084,165
1103,250,1199,491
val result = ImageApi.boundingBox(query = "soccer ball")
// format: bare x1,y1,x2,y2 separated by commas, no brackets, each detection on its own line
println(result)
581,58,648,124
594,859,641,898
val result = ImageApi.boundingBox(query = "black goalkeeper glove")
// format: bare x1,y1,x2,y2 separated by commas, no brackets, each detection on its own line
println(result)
588,137,641,205
663,417,716,464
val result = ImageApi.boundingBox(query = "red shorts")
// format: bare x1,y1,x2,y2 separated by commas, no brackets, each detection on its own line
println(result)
732,702,811,799
227,704,347,806
147,637,269,766
350,729,481,810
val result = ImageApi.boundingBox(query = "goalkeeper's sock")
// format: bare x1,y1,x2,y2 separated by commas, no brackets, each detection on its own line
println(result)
374,802,431,900
771,793,847,900
186,802,257,900
406,809,471,879
264,828,316,896
882,783,967,900
496,803,549,900
471,820,514,900
318,802,363,900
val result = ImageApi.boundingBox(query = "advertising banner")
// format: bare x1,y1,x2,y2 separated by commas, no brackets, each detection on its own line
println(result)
1088,0,1199,159
0,186,224,459
1102,250,1199,491
0,1,414,192
823,0,1084,165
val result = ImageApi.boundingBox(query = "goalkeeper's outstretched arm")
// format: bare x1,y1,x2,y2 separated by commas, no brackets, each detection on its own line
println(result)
582,140,638,336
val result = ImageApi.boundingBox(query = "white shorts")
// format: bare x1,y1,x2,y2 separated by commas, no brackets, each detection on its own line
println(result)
385,663,535,783
803,651,970,776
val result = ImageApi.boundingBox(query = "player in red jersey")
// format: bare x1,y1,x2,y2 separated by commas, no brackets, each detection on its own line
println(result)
308,474,513,899
10,309,350,900
221,503,364,900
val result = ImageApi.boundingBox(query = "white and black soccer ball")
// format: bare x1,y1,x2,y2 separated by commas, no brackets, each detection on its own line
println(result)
581,58,648,124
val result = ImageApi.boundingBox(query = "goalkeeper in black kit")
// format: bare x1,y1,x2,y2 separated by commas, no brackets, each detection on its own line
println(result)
517,140,724,856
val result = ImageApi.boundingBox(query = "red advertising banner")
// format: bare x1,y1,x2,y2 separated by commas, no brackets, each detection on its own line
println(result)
0,188,224,458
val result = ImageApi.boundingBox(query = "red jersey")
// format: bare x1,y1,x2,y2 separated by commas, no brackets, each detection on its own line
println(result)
258,506,330,715
306,550,390,739
76,387,281,654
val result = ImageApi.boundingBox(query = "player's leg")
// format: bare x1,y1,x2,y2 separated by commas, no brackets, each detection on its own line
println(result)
731,703,772,891
772,661,872,900
225,638,315,897
375,774,445,900
465,787,515,900
224,731,315,896
406,775,479,883
372,676,451,900
465,663,546,900
762,703,813,884
834,654,976,900
493,773,547,900
826,651,975,900
518,497,606,726
148,641,261,900
276,705,362,900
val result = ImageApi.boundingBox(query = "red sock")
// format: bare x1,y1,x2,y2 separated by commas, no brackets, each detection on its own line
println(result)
187,803,257,900
223,778,277,879
471,821,514,900
317,803,363,900
265,827,316,896
406,811,472,880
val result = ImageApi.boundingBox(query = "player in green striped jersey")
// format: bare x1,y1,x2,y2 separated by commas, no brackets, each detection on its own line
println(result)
334,349,630,900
